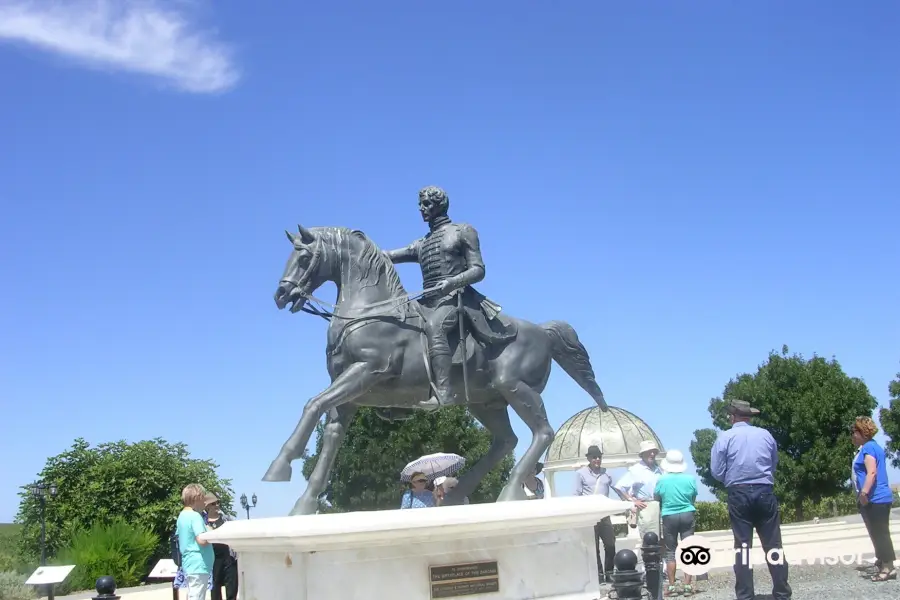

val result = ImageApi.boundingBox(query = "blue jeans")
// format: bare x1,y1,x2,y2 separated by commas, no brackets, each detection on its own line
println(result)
727,485,791,600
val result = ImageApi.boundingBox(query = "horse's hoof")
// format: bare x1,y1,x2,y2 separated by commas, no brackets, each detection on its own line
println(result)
289,496,319,516
262,459,292,482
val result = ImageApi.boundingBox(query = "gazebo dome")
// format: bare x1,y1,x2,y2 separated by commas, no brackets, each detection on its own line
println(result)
543,405,666,472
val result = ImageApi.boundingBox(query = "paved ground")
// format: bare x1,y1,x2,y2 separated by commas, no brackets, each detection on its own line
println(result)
603,562,899,600
52,582,176,600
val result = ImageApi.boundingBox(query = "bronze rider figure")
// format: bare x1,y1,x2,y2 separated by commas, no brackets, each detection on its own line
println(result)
384,186,501,409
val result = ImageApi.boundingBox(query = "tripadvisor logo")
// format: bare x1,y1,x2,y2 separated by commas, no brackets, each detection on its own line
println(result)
676,535,714,576
677,534,791,575
676,533,865,575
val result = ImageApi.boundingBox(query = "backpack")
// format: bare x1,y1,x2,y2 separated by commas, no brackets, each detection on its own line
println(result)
170,530,182,567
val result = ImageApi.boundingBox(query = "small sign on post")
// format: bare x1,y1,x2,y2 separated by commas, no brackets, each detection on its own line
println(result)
25,565,76,600
148,559,181,600
429,560,499,598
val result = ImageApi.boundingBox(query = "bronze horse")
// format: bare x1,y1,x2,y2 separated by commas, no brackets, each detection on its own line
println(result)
266,225,608,514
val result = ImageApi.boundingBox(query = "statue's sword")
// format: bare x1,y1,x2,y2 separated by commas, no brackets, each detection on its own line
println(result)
458,291,471,403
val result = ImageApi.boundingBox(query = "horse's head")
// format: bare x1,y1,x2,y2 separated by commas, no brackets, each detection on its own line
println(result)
275,224,325,313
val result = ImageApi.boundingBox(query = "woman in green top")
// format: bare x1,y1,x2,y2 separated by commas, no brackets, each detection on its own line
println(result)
654,450,698,596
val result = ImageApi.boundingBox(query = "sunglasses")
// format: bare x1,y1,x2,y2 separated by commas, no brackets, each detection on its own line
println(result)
412,478,427,484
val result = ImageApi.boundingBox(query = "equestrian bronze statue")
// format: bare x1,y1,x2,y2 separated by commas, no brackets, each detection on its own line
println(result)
265,186,609,515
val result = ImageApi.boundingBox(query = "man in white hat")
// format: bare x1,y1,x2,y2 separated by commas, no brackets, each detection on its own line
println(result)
614,439,663,539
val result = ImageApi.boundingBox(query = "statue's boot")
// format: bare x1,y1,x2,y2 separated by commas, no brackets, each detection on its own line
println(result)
419,352,454,410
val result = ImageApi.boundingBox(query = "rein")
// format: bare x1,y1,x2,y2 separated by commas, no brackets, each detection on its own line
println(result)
293,286,439,321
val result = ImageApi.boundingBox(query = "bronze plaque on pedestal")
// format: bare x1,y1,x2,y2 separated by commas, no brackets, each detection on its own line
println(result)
429,561,499,598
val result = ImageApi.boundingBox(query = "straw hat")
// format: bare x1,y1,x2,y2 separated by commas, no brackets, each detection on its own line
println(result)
638,440,659,454
727,400,760,416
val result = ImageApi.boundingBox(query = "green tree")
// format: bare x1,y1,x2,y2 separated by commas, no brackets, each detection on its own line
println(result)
15,438,233,560
690,345,878,520
879,367,900,467
302,407,515,511
688,428,726,502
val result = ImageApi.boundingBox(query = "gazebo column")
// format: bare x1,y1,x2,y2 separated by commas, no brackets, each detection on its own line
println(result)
545,471,556,498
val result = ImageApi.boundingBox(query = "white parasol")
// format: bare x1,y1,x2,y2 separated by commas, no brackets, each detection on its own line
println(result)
400,452,466,482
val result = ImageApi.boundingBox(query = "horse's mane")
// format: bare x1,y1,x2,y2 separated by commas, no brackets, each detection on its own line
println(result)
315,226,407,297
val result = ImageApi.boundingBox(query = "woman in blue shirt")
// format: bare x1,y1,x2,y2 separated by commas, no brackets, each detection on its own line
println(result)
851,416,896,581
400,472,435,508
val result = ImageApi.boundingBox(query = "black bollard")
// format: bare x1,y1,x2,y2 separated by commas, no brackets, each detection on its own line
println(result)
609,548,643,599
92,576,120,600
641,532,663,600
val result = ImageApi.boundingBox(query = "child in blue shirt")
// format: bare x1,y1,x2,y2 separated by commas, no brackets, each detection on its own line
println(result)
176,484,215,600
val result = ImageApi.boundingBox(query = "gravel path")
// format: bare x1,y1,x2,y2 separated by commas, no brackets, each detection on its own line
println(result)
598,563,899,600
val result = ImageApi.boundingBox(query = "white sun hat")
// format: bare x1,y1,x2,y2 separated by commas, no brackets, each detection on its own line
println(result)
661,449,687,473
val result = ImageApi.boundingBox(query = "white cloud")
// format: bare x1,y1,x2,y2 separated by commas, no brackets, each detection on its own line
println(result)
0,0,238,93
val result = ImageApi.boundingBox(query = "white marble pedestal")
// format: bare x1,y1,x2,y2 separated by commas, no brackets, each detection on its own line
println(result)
202,495,632,600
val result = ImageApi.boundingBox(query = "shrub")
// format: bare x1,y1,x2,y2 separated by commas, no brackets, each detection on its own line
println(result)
694,501,730,532
0,525,31,576
695,492,867,532
0,571,35,600
53,520,157,594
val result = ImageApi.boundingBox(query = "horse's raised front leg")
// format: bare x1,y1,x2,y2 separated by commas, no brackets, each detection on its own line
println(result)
289,404,358,515
495,379,554,502
263,362,378,483
444,401,518,506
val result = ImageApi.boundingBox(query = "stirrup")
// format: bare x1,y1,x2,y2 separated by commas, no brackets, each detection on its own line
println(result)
419,390,450,409
418,397,441,409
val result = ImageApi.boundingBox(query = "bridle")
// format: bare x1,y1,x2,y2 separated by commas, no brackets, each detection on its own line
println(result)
279,235,327,318
280,235,439,322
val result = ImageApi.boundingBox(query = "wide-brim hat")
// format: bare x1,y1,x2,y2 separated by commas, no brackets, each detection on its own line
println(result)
638,440,659,454
661,449,686,473
204,492,219,505
727,400,760,416
586,445,602,458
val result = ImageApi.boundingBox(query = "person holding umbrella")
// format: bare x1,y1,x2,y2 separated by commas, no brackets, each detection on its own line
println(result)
400,452,467,508
400,471,436,509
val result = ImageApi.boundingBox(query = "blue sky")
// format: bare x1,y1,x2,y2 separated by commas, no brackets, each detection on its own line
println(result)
1,1,897,521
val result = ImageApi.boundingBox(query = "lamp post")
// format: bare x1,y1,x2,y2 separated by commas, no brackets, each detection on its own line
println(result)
31,482,58,566
240,493,257,519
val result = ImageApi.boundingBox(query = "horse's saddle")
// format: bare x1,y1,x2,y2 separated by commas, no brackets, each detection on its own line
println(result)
449,289,517,365
411,286,517,366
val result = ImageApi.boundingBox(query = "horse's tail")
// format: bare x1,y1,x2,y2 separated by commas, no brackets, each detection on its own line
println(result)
541,320,608,411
